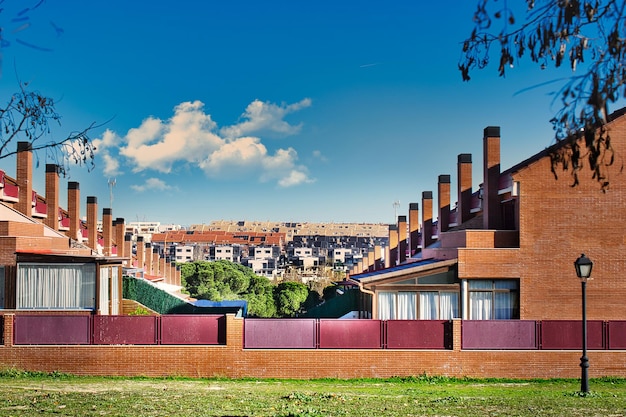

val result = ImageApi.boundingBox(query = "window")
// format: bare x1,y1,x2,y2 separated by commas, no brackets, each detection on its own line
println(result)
468,279,519,319
378,290,459,320
16,263,96,310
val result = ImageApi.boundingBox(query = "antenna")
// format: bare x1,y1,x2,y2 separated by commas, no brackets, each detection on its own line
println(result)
393,200,400,222
108,178,116,209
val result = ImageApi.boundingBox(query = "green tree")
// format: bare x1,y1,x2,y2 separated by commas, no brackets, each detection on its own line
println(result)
274,281,309,317
243,275,277,318
460,0,626,189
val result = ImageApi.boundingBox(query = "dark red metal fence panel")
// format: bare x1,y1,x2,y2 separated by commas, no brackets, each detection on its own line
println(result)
386,320,452,349
14,315,91,345
93,316,158,345
319,319,382,349
462,320,538,349
244,319,316,349
607,321,626,349
160,315,225,345
541,320,604,349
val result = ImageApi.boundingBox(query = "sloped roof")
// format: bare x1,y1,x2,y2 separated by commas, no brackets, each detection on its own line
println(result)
351,258,457,285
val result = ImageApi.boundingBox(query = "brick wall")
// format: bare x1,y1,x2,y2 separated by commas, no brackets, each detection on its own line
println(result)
1,314,625,379
513,115,626,321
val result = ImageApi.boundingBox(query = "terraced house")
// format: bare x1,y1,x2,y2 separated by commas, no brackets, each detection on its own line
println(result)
350,110,626,325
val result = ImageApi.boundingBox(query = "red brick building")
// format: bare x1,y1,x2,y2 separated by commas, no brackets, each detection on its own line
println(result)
352,111,626,323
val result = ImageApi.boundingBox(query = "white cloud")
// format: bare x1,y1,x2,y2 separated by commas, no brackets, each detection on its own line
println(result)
95,98,315,187
278,170,315,187
130,177,173,192
220,98,312,139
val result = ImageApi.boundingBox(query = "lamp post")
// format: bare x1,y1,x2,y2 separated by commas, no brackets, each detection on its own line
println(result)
574,253,593,393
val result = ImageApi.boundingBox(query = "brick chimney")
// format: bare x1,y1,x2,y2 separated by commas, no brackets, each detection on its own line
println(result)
483,126,502,230
102,208,112,256
408,203,420,256
387,224,398,267
16,142,32,217
374,245,382,270
114,218,125,262
137,236,145,271
397,215,407,264
152,247,160,276
145,242,153,275
457,154,473,225
124,233,132,262
86,196,98,251
67,182,80,240
44,164,60,230
422,191,433,250
160,257,167,282
422,191,434,249
169,261,176,285
438,175,451,234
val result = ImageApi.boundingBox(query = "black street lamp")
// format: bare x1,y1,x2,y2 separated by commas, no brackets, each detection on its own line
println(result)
574,253,593,393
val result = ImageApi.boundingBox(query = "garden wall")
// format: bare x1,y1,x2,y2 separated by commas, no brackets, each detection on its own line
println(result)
1,313,626,379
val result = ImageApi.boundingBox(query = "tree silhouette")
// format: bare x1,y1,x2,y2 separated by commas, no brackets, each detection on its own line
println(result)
459,0,625,189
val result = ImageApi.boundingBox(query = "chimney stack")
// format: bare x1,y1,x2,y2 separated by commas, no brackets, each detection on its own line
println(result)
44,164,60,230
137,236,145,271
422,191,434,249
16,142,33,217
438,175,451,234
398,215,407,264
387,224,398,268
408,203,420,256
145,242,153,275
86,196,98,251
124,233,133,262
67,182,80,240
114,218,126,262
483,126,502,230
102,208,112,256
457,154,473,225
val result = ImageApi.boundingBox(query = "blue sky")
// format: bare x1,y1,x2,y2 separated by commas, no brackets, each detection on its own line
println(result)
0,1,587,225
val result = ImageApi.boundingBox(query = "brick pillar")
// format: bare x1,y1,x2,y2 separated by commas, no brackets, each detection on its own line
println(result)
398,215,407,264
114,218,125,261
124,234,132,263
16,142,33,217
387,224,398,267
169,261,176,285
374,245,382,270
102,208,112,256
438,175,451,235
160,257,167,281
457,153,473,225
44,164,60,230
408,203,420,256
145,243,153,275
422,191,434,249
137,236,145,271
86,196,98,251
175,264,181,287
3,314,14,347
67,182,80,240
483,126,501,230
152,247,160,276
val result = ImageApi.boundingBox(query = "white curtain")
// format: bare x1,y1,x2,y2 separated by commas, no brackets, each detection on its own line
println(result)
470,291,492,319
419,292,438,319
397,292,416,319
494,292,513,319
378,292,396,320
440,292,459,319
110,267,120,315
99,266,110,315
17,263,96,310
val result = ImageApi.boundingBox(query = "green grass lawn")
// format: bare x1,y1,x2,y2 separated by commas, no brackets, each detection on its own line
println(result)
0,371,624,416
